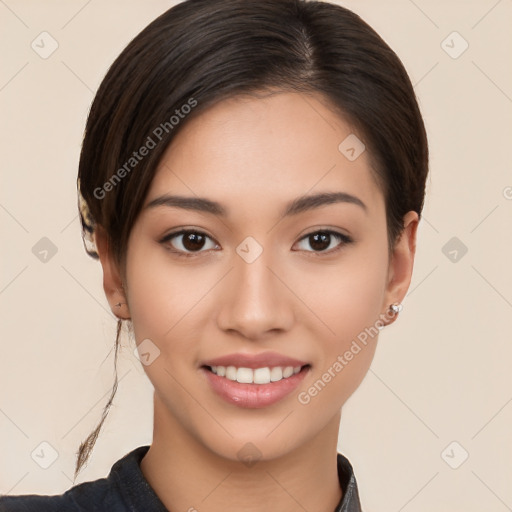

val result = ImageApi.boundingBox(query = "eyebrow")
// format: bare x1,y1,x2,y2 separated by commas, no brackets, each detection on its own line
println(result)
145,191,367,217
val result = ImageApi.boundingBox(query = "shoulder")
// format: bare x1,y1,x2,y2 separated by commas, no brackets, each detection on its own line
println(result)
0,446,152,512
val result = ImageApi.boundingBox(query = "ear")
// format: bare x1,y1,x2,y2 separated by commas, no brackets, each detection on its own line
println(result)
381,211,419,326
95,226,131,320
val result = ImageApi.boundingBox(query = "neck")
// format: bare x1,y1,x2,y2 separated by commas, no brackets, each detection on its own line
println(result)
140,394,343,512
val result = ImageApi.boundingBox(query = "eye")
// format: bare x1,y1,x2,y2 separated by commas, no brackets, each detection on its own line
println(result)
294,230,353,254
160,228,353,258
160,229,219,257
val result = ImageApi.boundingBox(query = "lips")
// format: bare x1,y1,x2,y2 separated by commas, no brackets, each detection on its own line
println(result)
202,351,308,369
200,351,311,408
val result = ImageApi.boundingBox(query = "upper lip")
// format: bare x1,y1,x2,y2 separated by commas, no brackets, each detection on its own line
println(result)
202,351,309,369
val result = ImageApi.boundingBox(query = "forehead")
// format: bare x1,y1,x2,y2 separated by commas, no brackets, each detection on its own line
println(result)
146,91,384,218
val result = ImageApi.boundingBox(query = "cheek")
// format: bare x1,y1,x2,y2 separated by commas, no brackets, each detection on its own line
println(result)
124,237,174,341
295,271,383,416
291,250,388,410
335,264,387,340
292,250,388,345
124,240,217,363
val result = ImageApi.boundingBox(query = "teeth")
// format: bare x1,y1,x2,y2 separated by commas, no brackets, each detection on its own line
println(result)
270,367,283,382
253,367,271,384
283,366,294,378
237,367,253,384
210,365,303,384
225,366,237,380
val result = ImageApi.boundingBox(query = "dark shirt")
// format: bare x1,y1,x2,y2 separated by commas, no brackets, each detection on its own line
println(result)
0,445,362,511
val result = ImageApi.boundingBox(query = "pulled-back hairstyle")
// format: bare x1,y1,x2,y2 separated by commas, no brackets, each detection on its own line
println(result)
75,0,429,479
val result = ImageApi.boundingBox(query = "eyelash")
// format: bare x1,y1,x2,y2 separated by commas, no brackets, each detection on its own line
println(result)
159,229,353,258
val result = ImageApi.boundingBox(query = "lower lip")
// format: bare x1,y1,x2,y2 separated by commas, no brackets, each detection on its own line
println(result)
202,367,309,409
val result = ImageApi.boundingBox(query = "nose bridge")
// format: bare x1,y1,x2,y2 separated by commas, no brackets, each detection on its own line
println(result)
216,238,293,338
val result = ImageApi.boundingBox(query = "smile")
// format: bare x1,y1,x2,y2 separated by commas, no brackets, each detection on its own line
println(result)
208,365,303,384
202,365,310,409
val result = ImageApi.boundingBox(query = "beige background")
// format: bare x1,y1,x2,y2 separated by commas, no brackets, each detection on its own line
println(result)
1,0,511,510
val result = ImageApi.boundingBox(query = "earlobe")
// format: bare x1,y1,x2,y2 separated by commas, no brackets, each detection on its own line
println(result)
94,226,131,320
381,211,419,326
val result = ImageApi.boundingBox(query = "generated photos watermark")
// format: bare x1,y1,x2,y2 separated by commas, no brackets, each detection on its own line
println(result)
297,305,400,405
93,97,198,200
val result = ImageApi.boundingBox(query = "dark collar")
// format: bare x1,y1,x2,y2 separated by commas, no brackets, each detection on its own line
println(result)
110,445,362,511
335,452,363,511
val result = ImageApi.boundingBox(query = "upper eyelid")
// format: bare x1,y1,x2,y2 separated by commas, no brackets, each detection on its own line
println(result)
161,228,218,243
161,227,346,240
161,228,350,251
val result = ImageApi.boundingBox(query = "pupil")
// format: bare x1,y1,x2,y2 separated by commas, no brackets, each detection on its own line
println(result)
183,232,205,251
310,232,330,251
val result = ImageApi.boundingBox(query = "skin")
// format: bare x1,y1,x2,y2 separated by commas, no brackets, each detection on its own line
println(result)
96,91,418,512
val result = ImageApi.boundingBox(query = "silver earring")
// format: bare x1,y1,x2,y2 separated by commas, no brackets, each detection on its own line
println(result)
115,302,126,308
389,302,402,315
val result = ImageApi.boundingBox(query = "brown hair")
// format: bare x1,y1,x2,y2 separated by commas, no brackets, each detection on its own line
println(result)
75,0,429,479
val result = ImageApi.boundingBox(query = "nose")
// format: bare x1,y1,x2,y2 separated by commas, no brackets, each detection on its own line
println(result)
216,248,295,341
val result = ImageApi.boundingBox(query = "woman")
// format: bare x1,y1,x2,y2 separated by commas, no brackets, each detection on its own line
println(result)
0,0,428,510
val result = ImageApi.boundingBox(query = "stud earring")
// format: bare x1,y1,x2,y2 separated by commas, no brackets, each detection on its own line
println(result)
389,302,402,315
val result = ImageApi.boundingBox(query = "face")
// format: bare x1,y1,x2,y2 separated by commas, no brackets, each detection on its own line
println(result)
110,91,415,462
